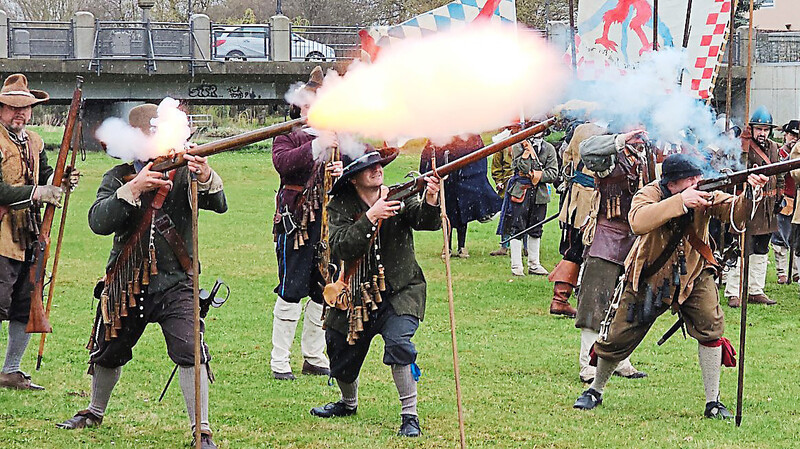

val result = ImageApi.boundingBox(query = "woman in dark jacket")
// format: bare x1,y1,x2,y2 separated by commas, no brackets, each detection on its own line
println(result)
420,134,501,257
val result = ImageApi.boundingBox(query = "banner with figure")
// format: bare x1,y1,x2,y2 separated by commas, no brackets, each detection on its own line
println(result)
574,0,734,99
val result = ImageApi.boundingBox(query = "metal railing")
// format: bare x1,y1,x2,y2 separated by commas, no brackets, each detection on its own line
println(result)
721,33,741,66
755,31,800,64
8,20,73,58
211,25,270,60
290,25,361,61
92,20,192,59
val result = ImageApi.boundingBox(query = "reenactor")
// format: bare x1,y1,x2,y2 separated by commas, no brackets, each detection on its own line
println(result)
724,106,783,307
574,154,767,419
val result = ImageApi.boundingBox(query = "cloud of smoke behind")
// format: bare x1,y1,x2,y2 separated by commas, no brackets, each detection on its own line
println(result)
96,97,191,161
561,48,742,172
307,23,567,141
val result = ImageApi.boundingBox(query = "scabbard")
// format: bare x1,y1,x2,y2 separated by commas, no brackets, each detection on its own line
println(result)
657,318,684,346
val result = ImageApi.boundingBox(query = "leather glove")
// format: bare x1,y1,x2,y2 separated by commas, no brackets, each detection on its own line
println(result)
33,185,64,207
62,167,80,192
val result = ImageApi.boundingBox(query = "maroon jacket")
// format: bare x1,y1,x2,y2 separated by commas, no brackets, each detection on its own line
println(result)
272,127,318,216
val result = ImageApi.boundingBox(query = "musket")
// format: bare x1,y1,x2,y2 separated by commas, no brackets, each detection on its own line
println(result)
386,117,557,203
27,76,83,334
500,212,560,245
697,157,800,192
317,146,339,285
36,115,83,370
149,117,306,172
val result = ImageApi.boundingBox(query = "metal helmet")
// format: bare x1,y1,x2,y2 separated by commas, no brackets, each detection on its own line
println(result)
749,105,775,127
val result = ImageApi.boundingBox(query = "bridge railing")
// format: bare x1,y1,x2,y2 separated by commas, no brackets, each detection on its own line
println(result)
92,20,192,59
8,20,73,58
289,25,361,61
755,31,800,64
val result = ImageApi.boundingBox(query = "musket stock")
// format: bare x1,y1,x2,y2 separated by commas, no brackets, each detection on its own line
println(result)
150,117,306,172
386,117,557,202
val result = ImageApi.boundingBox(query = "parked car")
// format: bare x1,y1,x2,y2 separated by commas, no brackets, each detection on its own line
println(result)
212,25,336,61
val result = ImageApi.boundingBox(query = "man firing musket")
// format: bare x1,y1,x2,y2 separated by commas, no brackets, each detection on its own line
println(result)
574,154,768,419
58,103,226,449
0,74,79,391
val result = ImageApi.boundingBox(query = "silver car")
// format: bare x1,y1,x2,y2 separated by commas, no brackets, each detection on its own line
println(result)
213,25,336,61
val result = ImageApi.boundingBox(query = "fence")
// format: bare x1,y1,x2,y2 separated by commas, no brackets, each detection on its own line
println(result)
755,31,800,64
9,20,73,58
92,21,192,59
289,25,361,61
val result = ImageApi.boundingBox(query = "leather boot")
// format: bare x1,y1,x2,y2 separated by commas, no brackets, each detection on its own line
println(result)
727,296,741,308
548,260,579,318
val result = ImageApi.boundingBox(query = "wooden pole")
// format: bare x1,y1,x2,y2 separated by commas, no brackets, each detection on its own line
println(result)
735,200,752,427
568,0,577,75
726,0,737,130
191,175,202,449
36,134,80,370
745,0,754,121
682,0,693,48
653,0,659,51
434,156,467,449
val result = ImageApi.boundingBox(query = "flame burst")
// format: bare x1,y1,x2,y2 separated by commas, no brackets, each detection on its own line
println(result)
308,23,567,141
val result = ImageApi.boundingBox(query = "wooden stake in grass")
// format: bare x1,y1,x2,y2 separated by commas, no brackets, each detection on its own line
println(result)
433,156,467,449
191,174,202,449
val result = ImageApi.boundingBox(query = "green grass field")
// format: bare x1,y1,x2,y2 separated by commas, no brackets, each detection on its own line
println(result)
0,148,799,449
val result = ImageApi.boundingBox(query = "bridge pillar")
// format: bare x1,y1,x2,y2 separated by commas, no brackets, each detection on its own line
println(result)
191,14,211,60
546,21,570,53
73,12,95,59
270,15,291,61
0,11,7,58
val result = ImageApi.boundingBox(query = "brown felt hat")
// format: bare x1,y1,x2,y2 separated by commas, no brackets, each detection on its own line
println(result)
0,74,49,108
128,103,158,135
304,66,324,92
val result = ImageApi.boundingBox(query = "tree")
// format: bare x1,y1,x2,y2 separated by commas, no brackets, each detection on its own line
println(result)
733,0,760,29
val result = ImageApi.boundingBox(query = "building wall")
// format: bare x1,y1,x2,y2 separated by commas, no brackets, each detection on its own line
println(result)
753,1,798,31
751,64,800,125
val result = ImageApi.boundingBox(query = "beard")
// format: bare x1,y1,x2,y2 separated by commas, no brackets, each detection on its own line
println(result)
755,135,768,147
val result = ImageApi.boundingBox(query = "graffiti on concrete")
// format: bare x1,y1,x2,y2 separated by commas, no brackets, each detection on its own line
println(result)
188,82,219,98
228,86,262,100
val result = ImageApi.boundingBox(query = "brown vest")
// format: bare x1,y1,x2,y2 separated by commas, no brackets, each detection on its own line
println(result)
0,126,42,261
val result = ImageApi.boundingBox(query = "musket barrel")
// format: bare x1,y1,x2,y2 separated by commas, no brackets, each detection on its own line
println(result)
698,157,800,192
150,117,306,172
388,117,557,201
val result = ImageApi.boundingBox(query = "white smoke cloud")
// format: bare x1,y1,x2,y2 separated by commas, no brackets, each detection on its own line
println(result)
307,23,567,141
96,97,191,162
560,48,742,172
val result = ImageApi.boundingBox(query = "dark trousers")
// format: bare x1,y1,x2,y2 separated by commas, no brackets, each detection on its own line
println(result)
274,218,324,304
89,281,211,369
326,301,419,384
0,255,32,323
505,196,547,238
559,225,585,264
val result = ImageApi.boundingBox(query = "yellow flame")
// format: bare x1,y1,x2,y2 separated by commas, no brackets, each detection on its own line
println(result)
151,98,192,157
308,23,567,141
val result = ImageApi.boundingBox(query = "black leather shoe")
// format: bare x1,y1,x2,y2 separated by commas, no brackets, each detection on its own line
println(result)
273,371,296,381
302,361,330,376
704,401,733,419
573,388,603,410
56,410,103,429
398,414,421,437
310,400,357,418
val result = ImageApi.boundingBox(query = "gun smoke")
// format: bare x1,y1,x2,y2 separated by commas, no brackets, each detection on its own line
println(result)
306,23,567,142
96,97,191,162
560,48,742,173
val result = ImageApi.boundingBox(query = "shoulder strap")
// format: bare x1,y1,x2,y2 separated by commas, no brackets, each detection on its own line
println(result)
640,213,692,280
686,228,719,267
750,143,772,166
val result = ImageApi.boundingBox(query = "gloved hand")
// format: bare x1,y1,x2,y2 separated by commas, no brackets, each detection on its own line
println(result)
33,185,64,207
62,167,80,192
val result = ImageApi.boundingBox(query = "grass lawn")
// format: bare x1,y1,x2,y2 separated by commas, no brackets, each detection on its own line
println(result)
0,146,798,449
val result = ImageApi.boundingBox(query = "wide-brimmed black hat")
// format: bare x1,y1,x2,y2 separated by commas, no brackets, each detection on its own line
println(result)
661,153,703,184
782,120,799,136
330,146,399,195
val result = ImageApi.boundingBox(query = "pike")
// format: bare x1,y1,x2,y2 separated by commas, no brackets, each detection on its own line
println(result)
27,76,83,334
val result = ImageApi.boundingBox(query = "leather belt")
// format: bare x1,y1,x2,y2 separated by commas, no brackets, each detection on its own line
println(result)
154,214,194,275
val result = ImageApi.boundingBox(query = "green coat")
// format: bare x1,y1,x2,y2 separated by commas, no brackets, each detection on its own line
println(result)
325,184,441,334
88,164,227,293
507,139,558,204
